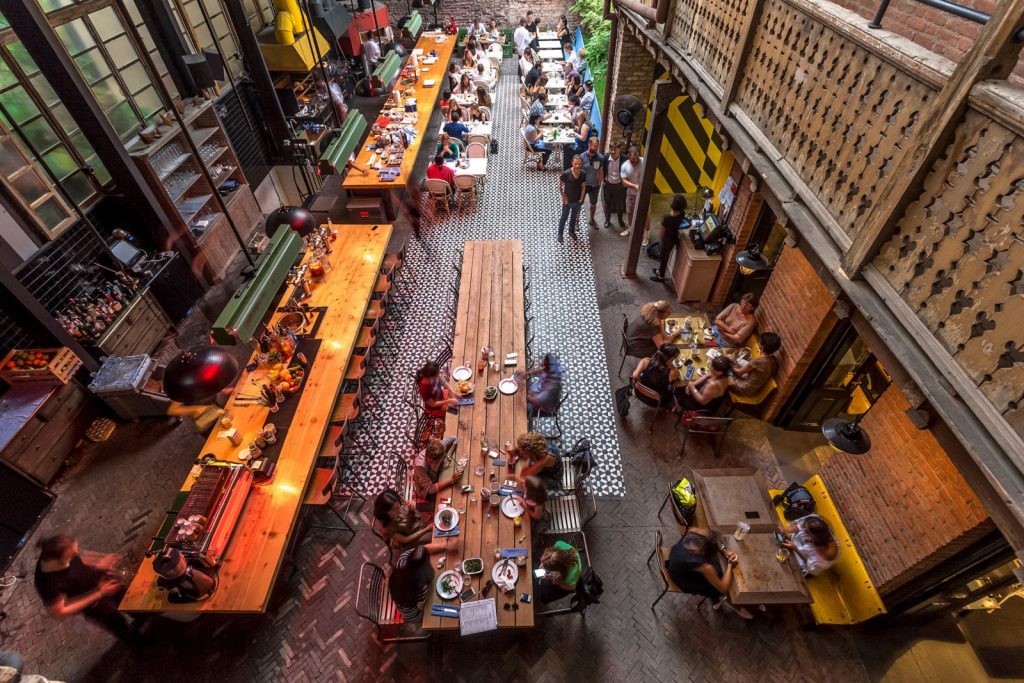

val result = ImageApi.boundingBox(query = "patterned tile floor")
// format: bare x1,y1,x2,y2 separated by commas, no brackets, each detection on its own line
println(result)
0,62,877,683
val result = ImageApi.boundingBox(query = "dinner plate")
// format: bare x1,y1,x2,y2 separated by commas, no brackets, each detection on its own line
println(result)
434,507,460,531
706,348,722,360
453,380,474,396
501,496,525,518
492,558,519,586
452,365,473,382
436,569,463,599
498,378,519,395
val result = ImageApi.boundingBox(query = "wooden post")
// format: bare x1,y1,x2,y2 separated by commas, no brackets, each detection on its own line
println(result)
622,77,681,277
720,0,765,109
842,0,1024,275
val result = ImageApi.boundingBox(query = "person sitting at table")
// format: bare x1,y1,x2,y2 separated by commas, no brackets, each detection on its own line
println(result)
515,431,563,492
730,332,780,397
476,60,492,84
521,475,548,522
526,352,563,414
436,132,460,161
782,514,839,576
488,18,501,40
576,47,589,75
446,63,460,92
625,300,681,359
389,546,434,623
528,74,549,98
524,113,551,171
454,73,474,95
519,47,534,80
535,540,582,603
524,60,542,90
565,72,584,99
566,111,594,169
632,343,681,407
529,91,549,121
475,84,492,109
677,355,733,414
398,26,417,51
426,153,456,189
415,360,458,431
565,92,581,118
463,41,479,69
667,528,753,619
439,90,454,121
468,16,487,36
579,79,596,114
467,102,487,123
562,42,579,70
413,436,465,512
713,293,759,347
443,110,470,144
373,489,441,552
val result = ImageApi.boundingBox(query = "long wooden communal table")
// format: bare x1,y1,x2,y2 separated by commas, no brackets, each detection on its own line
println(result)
120,223,393,613
421,241,533,630
343,32,456,222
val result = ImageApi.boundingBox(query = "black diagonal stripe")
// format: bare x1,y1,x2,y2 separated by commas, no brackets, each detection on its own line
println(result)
702,156,718,183
678,97,711,152
662,111,702,189
656,153,686,194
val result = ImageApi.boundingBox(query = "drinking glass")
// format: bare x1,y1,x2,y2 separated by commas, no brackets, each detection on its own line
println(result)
733,521,750,541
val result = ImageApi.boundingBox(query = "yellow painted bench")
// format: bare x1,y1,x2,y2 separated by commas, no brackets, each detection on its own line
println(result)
769,475,886,625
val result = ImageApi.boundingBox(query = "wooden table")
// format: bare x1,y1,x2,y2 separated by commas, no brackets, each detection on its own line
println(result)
343,32,455,204
692,468,810,606
421,241,533,630
120,224,393,613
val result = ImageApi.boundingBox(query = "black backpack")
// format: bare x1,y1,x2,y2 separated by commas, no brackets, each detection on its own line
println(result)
569,568,603,613
772,482,816,521
565,437,596,476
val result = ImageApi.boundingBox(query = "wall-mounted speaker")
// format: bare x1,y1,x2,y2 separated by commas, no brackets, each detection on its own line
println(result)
275,87,301,116
203,48,225,81
182,53,215,89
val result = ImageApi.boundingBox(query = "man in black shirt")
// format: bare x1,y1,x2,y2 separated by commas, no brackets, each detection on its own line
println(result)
651,195,689,282
558,155,586,242
579,137,605,229
524,62,542,90
34,535,134,640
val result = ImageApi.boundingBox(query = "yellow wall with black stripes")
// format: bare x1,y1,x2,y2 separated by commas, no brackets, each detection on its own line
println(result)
642,68,729,197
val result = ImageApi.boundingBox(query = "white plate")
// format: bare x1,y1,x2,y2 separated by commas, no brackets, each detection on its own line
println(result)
434,507,460,531
436,569,463,599
501,496,525,518
452,365,473,382
498,378,519,395
453,380,474,396
706,348,722,360
491,558,519,586
423,79,437,86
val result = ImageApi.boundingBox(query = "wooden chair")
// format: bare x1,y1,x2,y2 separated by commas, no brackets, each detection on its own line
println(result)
303,452,361,541
647,530,686,610
355,562,430,642
467,133,489,148
676,413,734,458
657,490,691,535
522,130,541,166
465,141,487,158
423,178,452,217
632,380,669,433
454,174,477,211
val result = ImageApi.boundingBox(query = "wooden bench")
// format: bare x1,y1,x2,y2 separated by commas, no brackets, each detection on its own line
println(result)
769,475,886,625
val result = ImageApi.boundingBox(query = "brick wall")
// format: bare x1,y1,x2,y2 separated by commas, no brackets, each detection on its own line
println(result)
754,244,838,419
710,169,760,307
819,384,993,595
604,20,655,147
377,0,577,33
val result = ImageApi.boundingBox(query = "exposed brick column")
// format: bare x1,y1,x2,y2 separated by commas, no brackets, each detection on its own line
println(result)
709,172,762,307
604,20,655,147
755,244,838,420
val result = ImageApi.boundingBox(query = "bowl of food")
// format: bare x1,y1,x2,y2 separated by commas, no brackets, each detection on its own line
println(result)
483,385,498,401
436,569,463,599
455,380,474,395
462,557,484,575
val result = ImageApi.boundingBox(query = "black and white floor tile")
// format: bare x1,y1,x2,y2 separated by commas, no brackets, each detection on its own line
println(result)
350,63,626,498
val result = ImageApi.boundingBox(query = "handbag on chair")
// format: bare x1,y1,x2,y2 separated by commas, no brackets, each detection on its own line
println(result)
614,382,632,418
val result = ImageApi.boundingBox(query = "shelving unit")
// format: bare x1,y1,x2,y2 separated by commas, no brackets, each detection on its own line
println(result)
127,99,262,283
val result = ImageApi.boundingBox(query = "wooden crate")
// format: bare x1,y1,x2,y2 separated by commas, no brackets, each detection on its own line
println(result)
0,347,82,385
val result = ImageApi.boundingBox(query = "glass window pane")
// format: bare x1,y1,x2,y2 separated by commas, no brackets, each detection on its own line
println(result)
10,167,49,203
195,25,213,49
35,197,71,231
69,131,95,159
0,86,40,125
135,24,156,52
56,20,96,56
0,139,26,176
90,6,124,42
0,11,8,30
108,100,140,138
134,87,162,119
185,1,204,26
91,77,121,109
74,49,112,85
106,35,135,65
42,145,77,180
20,117,60,153
51,105,77,134
212,15,231,39
63,171,95,204
0,60,16,90
92,160,111,186
120,62,150,93
38,0,75,13
6,42,38,76
29,74,58,107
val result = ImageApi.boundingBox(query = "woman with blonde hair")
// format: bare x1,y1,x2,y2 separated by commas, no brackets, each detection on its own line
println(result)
624,300,681,360
514,431,562,491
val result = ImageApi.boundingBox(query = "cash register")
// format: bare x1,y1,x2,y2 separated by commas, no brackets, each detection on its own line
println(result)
689,214,729,255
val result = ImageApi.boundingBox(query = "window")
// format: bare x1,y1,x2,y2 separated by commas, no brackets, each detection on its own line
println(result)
243,0,275,33
0,124,75,235
169,0,242,79
53,5,167,142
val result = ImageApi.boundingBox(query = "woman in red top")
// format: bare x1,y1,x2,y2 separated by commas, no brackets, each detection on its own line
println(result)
416,361,456,417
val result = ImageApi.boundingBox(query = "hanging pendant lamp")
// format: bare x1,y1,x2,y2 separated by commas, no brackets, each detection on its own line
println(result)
163,345,239,404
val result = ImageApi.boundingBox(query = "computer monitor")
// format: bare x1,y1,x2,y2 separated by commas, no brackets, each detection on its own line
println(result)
698,214,720,242
110,239,145,269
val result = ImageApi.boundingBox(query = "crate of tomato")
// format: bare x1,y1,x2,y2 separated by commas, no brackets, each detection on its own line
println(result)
0,347,83,385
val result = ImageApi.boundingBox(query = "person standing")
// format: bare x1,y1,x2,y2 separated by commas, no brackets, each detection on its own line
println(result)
33,535,135,640
558,155,586,242
602,141,627,230
579,137,605,229
651,195,688,282
514,17,531,58
620,145,645,238
362,31,381,72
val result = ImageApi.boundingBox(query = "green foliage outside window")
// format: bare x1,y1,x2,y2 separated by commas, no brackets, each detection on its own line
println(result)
572,0,611,103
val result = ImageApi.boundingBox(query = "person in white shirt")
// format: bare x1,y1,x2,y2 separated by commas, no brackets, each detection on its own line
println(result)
514,17,531,57
468,17,486,36
621,145,647,241
362,31,381,71
579,80,596,114
562,43,578,71
518,47,534,80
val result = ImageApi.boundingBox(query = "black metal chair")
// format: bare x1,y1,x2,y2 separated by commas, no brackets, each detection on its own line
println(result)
531,390,569,441
647,530,712,614
536,531,595,617
658,490,691,535
355,562,431,642
617,313,630,375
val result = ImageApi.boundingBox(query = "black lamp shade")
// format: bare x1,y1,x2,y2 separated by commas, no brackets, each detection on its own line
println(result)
266,206,316,238
163,345,239,404
822,417,871,455
735,243,771,274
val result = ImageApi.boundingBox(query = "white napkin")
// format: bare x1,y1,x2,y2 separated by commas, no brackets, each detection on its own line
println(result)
494,560,516,593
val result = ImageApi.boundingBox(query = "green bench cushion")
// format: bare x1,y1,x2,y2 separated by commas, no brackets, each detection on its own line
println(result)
319,111,368,175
